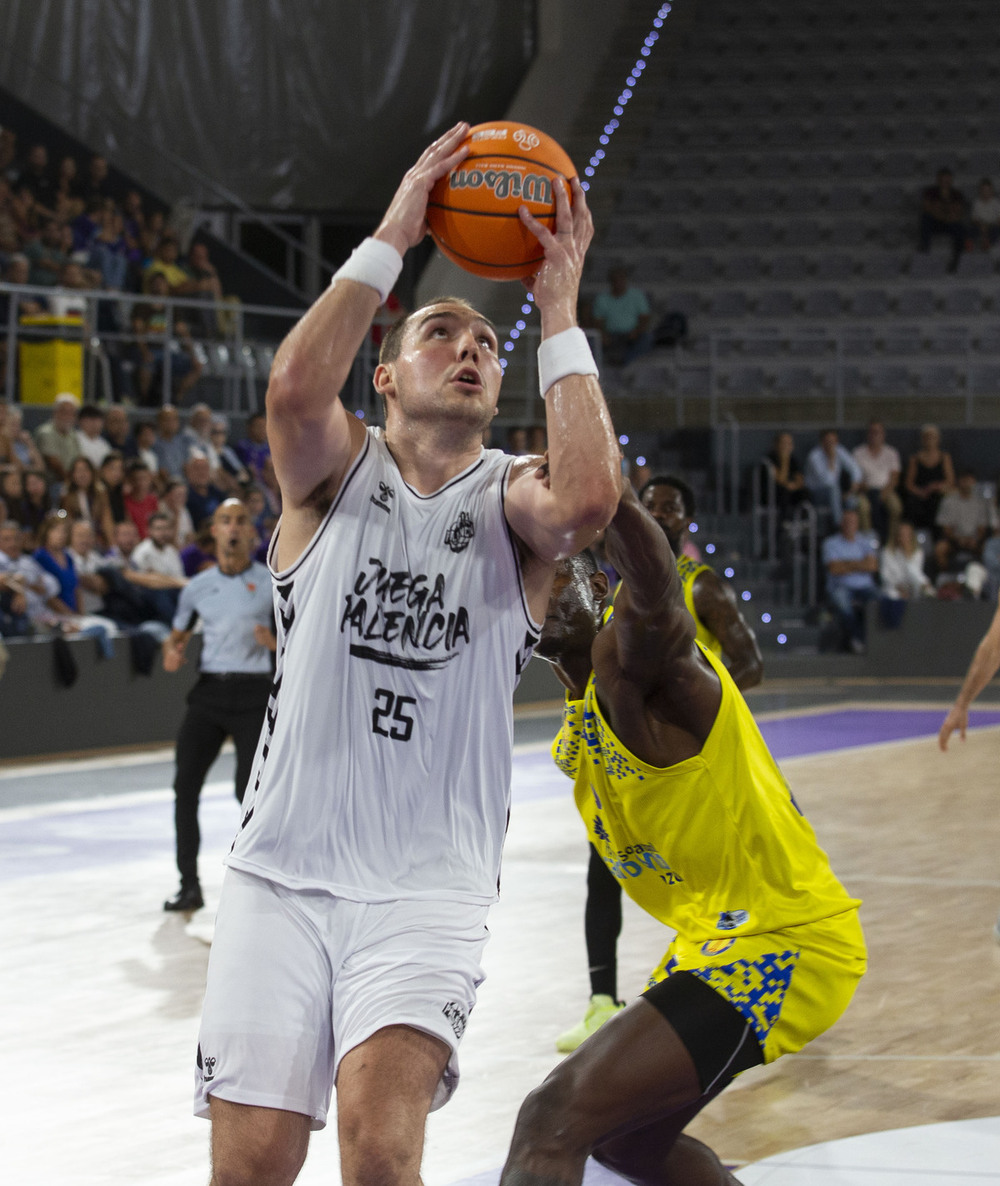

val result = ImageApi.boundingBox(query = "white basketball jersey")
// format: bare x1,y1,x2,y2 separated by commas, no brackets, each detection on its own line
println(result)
227,429,540,904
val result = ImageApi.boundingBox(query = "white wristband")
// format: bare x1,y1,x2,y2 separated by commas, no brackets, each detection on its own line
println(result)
330,237,403,304
537,327,599,398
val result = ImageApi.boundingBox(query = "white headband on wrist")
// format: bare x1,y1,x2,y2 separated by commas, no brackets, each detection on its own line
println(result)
330,237,404,304
537,327,599,398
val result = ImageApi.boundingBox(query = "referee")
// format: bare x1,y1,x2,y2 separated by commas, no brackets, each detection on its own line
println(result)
161,498,275,912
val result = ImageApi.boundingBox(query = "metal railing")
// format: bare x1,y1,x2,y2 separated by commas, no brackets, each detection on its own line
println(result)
633,324,1000,426
0,281,599,424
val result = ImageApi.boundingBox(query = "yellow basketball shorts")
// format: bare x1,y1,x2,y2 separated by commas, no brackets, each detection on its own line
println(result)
646,908,866,1064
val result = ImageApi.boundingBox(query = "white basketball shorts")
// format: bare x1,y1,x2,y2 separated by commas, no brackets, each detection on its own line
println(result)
194,867,490,1129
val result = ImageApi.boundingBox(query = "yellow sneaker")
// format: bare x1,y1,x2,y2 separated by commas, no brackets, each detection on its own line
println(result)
555,993,625,1053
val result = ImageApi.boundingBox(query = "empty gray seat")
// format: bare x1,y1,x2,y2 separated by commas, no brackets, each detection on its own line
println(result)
688,220,731,248
677,367,711,397
708,290,749,318
849,289,891,317
755,290,798,317
802,289,844,317
722,254,765,281
788,330,834,357
629,363,675,393
916,364,962,393
969,365,1000,392
868,184,907,212
673,254,715,283
841,327,878,357
881,325,924,355
956,252,996,279
770,254,810,281
670,291,703,318
896,288,937,316
735,220,780,248
725,366,767,395
942,288,985,315
865,364,911,394
861,251,905,280
773,365,817,393
927,327,970,355
740,186,784,214
699,187,742,215
741,333,785,358
826,184,865,212
814,253,854,281
782,219,824,248
908,252,950,279
974,328,1000,354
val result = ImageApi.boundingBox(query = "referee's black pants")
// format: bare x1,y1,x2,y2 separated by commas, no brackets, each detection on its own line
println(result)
173,673,271,888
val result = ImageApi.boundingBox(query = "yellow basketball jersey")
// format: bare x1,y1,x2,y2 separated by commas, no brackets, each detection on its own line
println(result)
553,643,861,944
675,553,723,657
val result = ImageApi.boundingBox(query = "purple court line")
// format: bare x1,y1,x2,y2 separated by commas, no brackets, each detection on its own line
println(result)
3,709,999,882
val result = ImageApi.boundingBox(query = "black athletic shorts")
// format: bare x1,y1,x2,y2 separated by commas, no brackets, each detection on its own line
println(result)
642,971,764,1094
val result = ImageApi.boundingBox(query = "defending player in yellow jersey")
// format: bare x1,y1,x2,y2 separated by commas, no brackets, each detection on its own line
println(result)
499,481,865,1186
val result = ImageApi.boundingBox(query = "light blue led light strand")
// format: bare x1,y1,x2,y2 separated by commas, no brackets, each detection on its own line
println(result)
498,2,673,372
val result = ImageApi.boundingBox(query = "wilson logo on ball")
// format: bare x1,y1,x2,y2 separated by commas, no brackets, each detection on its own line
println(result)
427,120,577,281
449,168,552,205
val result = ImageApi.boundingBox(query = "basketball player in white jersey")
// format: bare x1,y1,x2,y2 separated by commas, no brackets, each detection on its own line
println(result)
196,122,621,1186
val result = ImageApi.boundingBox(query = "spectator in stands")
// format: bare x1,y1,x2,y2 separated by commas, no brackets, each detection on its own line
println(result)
75,404,111,469
184,240,226,337
1,254,46,318
24,217,69,286
34,393,82,483
903,422,954,532
852,419,903,544
131,275,204,405
14,144,57,216
123,459,160,537
143,234,192,295
54,154,85,219
33,510,80,610
590,265,653,367
1,405,44,470
182,403,218,466
71,196,104,255
880,520,933,602
762,430,807,524
822,507,880,654
506,426,530,455
181,521,217,576
919,167,966,271
235,411,271,484
83,154,111,205
60,455,114,546
0,127,17,183
0,468,22,518
47,259,98,320
184,452,225,531
10,183,43,242
934,467,996,576
88,205,130,294
153,405,191,484
97,516,185,630
99,451,128,531
209,416,250,489
134,421,159,475
102,405,136,457
804,428,863,528
67,518,110,615
160,478,195,548
17,469,52,538
970,178,1000,252
131,510,186,612
0,550,31,636
0,517,67,631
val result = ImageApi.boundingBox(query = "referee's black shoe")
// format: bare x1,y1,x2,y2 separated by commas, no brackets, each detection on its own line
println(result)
164,883,204,912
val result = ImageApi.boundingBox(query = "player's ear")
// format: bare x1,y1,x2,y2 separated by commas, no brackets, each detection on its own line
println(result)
373,363,395,398
591,570,610,604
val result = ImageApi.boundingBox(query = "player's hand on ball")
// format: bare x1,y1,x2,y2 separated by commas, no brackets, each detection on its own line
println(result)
375,122,471,257
519,176,593,322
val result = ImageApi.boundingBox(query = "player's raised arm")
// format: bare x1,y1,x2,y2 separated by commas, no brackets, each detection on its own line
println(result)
266,123,472,510
601,482,695,680
939,590,1000,750
505,177,621,564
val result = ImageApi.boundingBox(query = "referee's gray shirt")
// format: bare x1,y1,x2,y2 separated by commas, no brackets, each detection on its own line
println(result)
172,562,274,675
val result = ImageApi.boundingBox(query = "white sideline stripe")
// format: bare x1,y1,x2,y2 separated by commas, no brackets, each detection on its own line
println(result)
0,780,233,824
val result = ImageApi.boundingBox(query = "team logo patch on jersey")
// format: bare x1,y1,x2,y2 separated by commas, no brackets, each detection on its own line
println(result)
371,481,395,514
702,938,736,956
444,510,475,552
717,909,750,931
442,1001,468,1040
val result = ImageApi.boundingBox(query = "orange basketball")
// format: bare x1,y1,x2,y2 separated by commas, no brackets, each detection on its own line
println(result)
427,121,577,281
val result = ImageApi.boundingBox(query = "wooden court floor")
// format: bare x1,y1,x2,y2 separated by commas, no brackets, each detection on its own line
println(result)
0,696,998,1183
